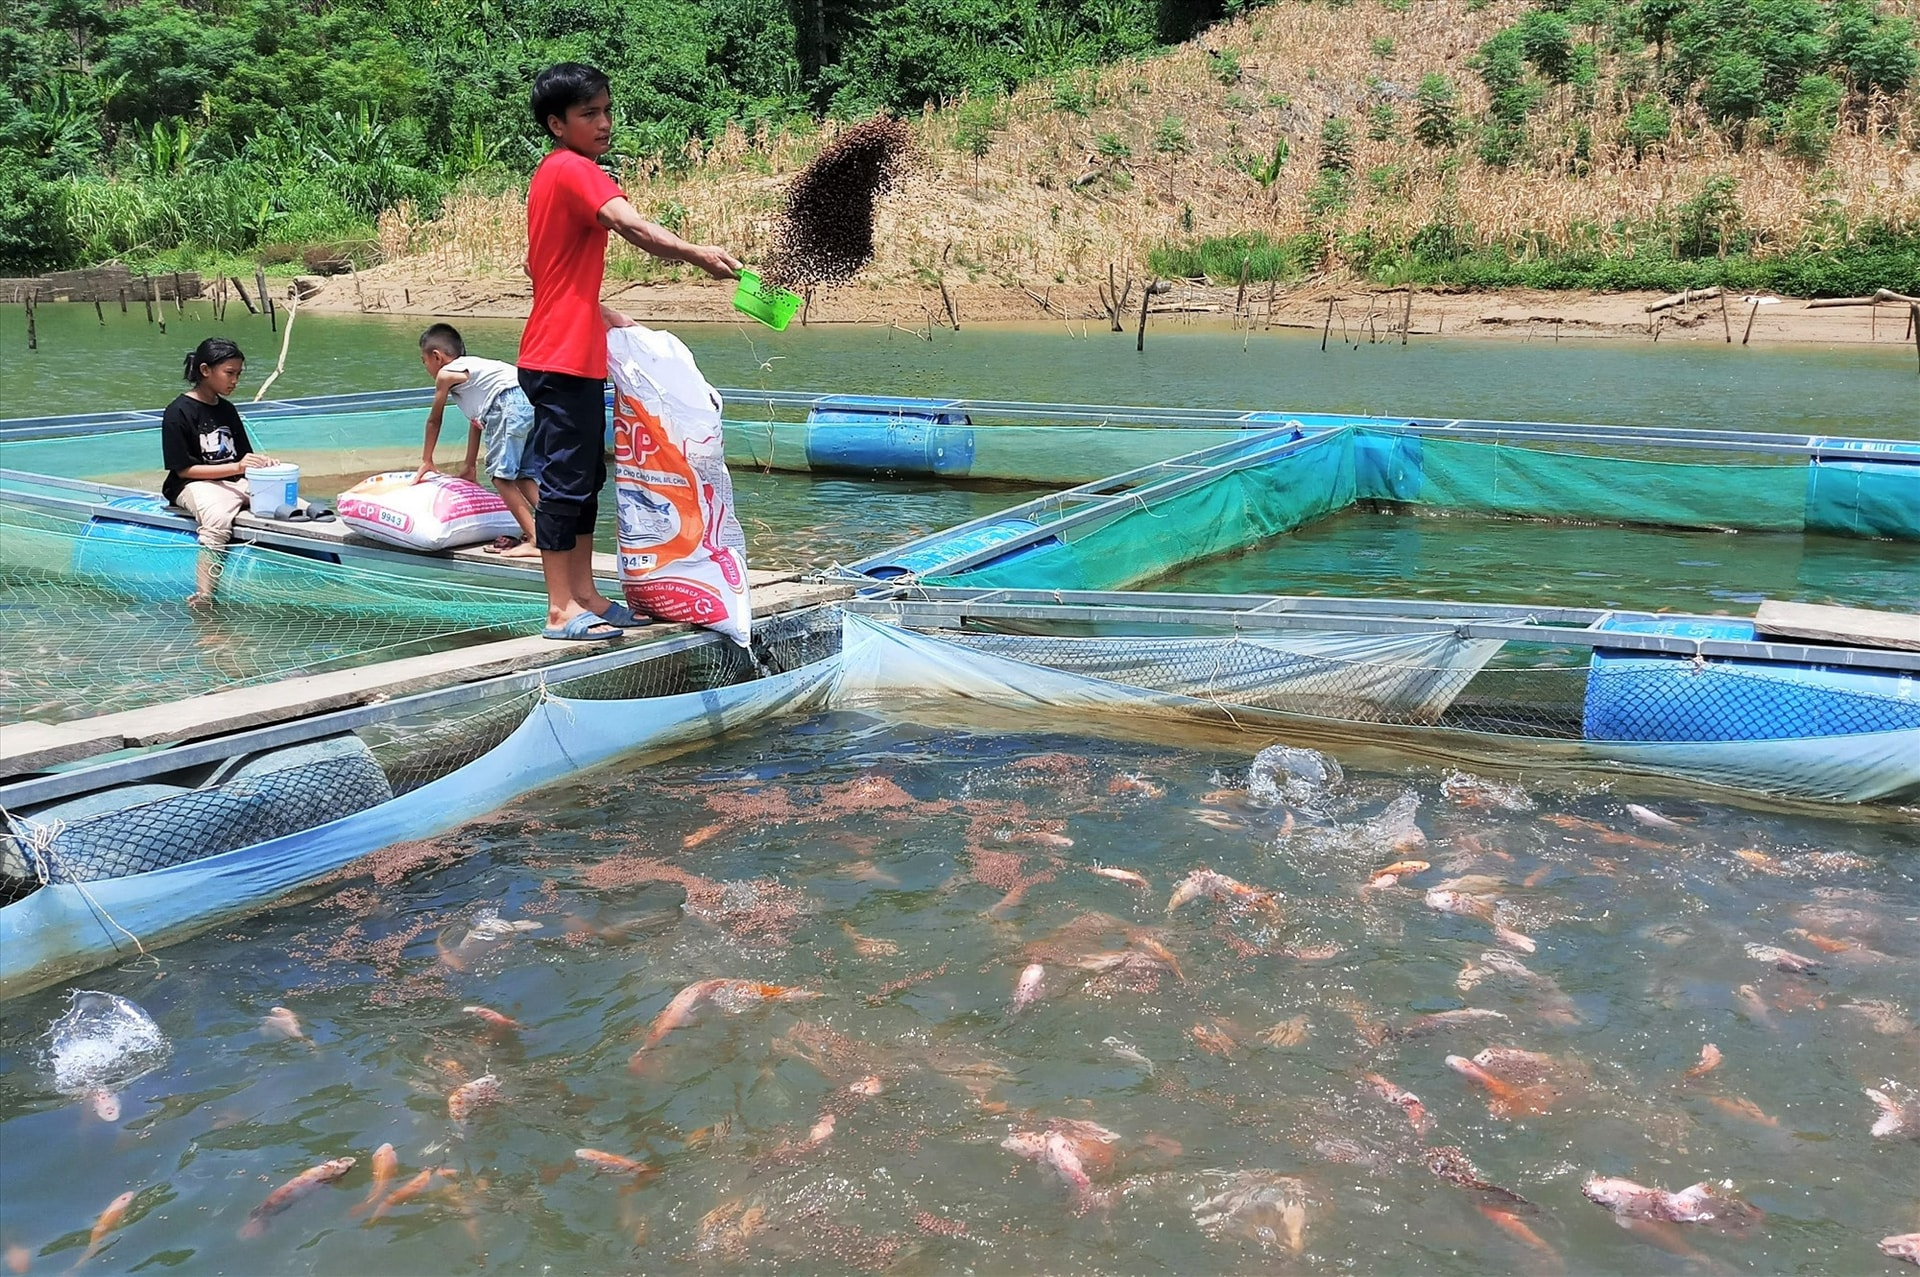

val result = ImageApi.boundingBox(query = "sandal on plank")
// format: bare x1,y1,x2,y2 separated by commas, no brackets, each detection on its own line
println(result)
596,601,651,628
483,535,525,555
542,612,624,642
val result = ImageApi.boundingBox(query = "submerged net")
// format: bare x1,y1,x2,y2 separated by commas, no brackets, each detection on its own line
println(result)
923,429,1920,593
2,608,844,892
0,504,548,723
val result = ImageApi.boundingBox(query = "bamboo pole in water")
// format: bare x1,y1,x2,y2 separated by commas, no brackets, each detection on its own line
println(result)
251,299,299,402
24,294,35,351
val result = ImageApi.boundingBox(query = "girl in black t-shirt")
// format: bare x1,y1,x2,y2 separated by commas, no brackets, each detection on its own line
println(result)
162,338,276,605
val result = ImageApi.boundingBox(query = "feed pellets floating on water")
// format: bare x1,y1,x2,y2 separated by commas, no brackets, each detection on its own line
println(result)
763,118,917,292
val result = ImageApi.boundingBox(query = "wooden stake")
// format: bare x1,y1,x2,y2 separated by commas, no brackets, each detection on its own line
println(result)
938,278,959,330
94,299,105,325
24,294,36,350
1234,255,1249,316
118,288,127,313
1321,297,1334,351
1401,287,1412,345
229,276,258,315
171,272,184,313
1742,299,1758,345
1138,279,1153,352
255,264,273,332
150,274,165,334
1911,304,1919,374
1264,277,1276,330
142,276,154,324
1719,288,1731,342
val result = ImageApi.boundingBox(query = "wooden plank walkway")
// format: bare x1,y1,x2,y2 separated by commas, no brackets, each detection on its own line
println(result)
0,578,852,778
1754,600,1920,652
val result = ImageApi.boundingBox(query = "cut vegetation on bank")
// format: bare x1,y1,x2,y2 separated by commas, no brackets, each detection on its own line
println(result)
4,0,1916,298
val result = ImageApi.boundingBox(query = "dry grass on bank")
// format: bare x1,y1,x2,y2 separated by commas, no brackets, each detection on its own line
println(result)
378,0,1920,290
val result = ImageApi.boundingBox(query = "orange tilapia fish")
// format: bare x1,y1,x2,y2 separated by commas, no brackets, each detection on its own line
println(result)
260,1007,304,1040
239,1157,356,1238
575,1149,655,1178
350,1143,398,1218
1705,1095,1779,1127
1446,1055,1558,1118
630,979,824,1066
1580,1176,1761,1227
366,1168,454,1223
1089,866,1151,890
1010,964,1048,1014
1363,1073,1433,1134
448,1074,501,1122
1684,1044,1723,1078
76,1189,137,1265
1744,943,1820,974
1167,869,1279,916
1369,859,1430,889
1786,928,1854,954
464,1005,522,1032
1479,1202,1560,1269
1191,1023,1239,1057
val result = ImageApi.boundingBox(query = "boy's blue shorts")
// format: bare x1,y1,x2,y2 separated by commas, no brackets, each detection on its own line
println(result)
481,388,536,481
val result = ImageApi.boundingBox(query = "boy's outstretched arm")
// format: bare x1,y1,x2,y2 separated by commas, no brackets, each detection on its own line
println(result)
596,198,742,280
412,369,467,484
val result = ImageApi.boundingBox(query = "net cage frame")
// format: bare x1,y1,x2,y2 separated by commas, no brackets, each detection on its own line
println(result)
843,586,1920,748
0,606,844,892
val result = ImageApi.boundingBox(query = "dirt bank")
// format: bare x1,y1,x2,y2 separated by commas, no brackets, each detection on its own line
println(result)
295,265,1916,347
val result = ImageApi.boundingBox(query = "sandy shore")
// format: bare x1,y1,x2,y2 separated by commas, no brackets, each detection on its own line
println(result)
295,265,1920,348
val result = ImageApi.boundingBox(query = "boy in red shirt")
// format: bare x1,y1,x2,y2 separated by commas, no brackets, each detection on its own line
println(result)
520,62,741,640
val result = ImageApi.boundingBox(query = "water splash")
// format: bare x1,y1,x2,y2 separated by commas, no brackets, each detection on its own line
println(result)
43,990,170,1096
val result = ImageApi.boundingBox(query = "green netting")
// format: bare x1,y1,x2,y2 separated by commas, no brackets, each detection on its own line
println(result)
932,430,1357,591
1388,434,1812,531
924,426,1917,594
1805,458,1920,539
0,504,547,724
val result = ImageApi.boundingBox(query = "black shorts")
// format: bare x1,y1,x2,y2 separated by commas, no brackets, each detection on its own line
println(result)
518,368,606,553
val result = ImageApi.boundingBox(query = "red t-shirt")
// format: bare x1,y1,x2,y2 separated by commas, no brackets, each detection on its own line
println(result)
520,148,623,380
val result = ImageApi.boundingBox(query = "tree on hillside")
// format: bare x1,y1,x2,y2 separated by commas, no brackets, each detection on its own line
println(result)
1413,73,1461,146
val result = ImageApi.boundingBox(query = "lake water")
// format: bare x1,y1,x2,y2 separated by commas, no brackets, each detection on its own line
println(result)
2,306,1916,1276
2,719,1916,1274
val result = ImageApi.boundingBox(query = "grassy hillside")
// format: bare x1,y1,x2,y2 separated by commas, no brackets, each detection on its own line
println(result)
383,0,1920,295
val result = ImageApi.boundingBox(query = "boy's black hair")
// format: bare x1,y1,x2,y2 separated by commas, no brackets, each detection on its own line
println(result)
531,63,611,138
183,337,245,383
419,323,466,359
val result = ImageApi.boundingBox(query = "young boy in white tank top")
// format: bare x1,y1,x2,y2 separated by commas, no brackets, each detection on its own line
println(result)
413,323,540,556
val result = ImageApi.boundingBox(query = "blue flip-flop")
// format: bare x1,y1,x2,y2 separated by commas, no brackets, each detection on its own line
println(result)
543,612,624,642
596,601,651,628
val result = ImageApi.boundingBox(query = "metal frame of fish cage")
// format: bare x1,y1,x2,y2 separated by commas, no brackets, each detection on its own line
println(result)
8,385,1917,453
841,587,1920,676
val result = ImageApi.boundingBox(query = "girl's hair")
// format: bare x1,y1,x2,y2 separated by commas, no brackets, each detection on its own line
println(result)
183,337,245,383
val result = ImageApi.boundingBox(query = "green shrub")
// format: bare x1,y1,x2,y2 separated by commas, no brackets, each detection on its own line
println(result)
1782,73,1843,159
1413,73,1461,146
1622,96,1672,159
1367,101,1397,141
1515,12,1575,82
0,163,74,271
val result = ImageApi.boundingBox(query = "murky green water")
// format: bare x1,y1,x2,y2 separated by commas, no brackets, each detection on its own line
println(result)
1168,508,1920,614
4,303,1918,438
4,305,1917,1277
2,717,1916,1274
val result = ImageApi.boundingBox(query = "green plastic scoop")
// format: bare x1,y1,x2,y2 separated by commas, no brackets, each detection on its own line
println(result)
732,270,802,331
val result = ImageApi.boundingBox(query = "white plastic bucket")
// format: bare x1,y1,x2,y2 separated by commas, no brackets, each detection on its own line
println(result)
247,464,300,517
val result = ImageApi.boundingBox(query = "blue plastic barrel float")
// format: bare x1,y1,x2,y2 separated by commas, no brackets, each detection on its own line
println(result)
1582,615,1920,742
803,397,975,478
